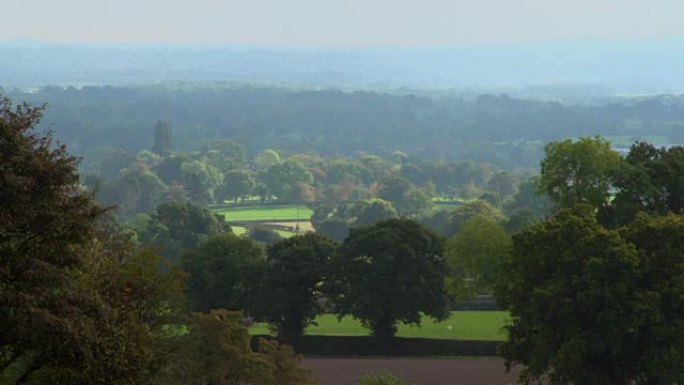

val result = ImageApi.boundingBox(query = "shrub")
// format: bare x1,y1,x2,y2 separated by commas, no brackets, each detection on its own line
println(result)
358,372,413,385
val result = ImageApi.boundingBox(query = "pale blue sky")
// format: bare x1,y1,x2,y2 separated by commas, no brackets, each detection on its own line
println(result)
3,0,684,46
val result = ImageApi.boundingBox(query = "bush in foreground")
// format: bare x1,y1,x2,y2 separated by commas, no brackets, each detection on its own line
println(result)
358,372,413,385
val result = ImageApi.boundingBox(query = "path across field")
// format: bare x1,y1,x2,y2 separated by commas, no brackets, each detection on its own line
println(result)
304,357,517,385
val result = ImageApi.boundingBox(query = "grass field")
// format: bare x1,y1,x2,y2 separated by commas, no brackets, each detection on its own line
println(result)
250,311,508,341
216,204,314,221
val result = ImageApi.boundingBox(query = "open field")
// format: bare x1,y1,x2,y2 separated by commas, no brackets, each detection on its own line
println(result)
250,311,508,341
216,204,314,221
304,357,516,385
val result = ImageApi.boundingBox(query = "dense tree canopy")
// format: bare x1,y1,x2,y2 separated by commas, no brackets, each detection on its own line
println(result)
133,201,231,260
0,97,186,384
607,142,684,226
327,218,450,342
497,208,684,385
181,233,265,313
255,233,338,344
446,215,511,300
540,137,623,209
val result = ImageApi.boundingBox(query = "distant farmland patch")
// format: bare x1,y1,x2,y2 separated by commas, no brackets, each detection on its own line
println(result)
216,204,313,221
250,311,508,341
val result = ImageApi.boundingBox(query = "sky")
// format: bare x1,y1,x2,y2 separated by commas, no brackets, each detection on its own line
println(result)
3,0,684,47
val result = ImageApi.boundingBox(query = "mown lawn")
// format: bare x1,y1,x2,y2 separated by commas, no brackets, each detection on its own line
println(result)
216,205,314,221
250,311,508,341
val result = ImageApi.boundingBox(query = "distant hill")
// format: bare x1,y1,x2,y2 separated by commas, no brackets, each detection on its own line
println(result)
2,39,684,97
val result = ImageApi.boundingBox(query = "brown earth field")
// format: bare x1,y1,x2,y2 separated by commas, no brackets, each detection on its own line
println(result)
303,357,518,385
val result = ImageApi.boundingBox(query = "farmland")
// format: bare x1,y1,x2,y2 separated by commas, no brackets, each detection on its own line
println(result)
250,311,508,341
215,204,314,221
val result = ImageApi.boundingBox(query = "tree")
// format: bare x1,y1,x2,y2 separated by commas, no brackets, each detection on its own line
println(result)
487,171,518,202
180,159,223,203
504,176,554,218
313,217,349,243
155,154,189,185
0,97,185,384
399,186,434,216
152,120,173,155
446,216,511,300
265,159,314,201
618,213,684,384
98,163,169,216
539,136,623,209
158,309,316,385
135,201,231,261
201,139,246,172
503,209,537,233
247,225,283,247
181,234,265,312
608,142,684,226
0,97,103,382
350,198,398,227
327,218,450,342
255,233,337,344
400,163,429,186
496,208,643,385
444,200,504,237
327,158,371,185
217,169,255,204
254,149,281,170
377,175,412,204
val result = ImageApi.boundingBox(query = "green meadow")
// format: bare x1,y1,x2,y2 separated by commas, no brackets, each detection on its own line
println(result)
250,311,508,341
216,204,314,221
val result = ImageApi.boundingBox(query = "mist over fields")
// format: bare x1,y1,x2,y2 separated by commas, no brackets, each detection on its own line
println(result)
2,39,684,97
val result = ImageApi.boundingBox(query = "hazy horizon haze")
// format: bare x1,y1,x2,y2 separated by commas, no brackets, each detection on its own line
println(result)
4,0,684,47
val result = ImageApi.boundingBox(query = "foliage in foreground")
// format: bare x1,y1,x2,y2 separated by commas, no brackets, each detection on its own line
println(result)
157,309,317,385
0,97,314,385
497,207,684,385
358,372,413,385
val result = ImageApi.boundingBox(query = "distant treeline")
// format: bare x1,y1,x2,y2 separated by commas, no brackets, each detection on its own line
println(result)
6,86,684,168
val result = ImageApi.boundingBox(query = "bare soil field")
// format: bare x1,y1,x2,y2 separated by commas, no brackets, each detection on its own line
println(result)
304,357,518,385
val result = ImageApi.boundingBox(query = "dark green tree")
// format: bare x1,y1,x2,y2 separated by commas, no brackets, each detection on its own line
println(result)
247,225,283,247
350,198,398,227
607,142,684,226
181,234,265,312
0,98,186,384
136,201,231,261
496,208,643,385
217,169,255,204
159,309,316,385
98,163,169,216
255,233,337,344
327,218,450,342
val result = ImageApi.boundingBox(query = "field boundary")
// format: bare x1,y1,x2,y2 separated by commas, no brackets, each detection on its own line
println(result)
252,335,500,357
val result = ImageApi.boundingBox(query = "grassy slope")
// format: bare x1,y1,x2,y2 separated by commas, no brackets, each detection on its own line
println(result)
216,204,314,221
250,311,508,341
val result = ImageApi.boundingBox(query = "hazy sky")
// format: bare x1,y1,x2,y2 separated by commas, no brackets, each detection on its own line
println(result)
4,0,684,46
